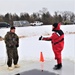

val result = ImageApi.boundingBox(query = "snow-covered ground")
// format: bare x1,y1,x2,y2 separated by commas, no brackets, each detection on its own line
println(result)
0,25,75,64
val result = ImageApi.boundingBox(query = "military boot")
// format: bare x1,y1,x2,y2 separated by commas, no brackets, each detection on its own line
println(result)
53,63,62,70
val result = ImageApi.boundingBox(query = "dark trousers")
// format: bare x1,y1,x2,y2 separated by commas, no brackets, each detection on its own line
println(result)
6,47,19,67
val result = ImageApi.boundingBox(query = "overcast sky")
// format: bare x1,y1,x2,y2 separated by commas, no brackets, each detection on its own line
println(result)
0,0,75,15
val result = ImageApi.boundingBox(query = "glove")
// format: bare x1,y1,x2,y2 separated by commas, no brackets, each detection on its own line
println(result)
39,36,42,40
16,44,19,47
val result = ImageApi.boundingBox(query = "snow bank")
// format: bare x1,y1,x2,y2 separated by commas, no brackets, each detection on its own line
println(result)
0,25,75,37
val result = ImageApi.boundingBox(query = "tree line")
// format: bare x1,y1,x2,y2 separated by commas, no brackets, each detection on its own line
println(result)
0,8,75,26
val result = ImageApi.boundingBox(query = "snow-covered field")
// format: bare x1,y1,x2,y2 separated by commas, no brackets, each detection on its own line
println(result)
0,25,75,65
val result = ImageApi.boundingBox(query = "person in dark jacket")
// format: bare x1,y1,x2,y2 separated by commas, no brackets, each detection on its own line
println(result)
39,23,64,70
4,26,19,70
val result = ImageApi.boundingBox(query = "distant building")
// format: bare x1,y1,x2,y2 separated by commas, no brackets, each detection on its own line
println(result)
13,20,30,27
30,21,43,26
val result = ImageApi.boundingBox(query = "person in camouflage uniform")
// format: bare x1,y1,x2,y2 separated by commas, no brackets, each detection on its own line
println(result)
4,26,19,70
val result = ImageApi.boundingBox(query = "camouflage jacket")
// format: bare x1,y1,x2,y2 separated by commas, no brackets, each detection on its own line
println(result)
4,31,19,48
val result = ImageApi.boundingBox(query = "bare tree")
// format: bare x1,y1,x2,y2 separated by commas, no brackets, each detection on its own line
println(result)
0,15,4,22
61,11,75,24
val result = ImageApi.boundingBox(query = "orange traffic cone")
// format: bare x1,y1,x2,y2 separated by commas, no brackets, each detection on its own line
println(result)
40,52,44,62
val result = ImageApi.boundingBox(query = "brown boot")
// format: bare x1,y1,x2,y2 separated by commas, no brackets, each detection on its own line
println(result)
14,64,20,68
8,67,14,70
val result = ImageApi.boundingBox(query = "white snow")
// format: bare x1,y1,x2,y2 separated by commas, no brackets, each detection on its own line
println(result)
0,25,75,65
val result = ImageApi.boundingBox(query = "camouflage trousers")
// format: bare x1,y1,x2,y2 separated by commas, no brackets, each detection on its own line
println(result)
6,47,19,67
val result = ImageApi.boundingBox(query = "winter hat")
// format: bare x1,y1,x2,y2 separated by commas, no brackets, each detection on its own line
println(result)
10,26,15,30
52,23,61,30
53,23,58,28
